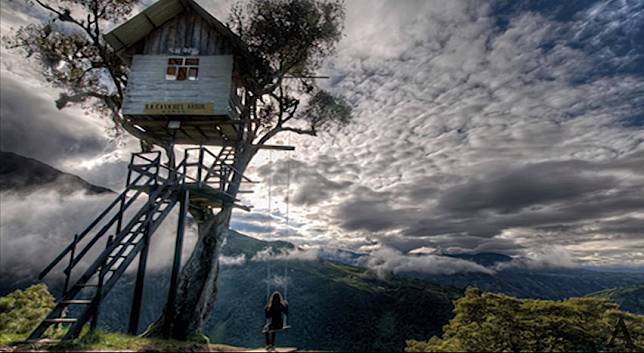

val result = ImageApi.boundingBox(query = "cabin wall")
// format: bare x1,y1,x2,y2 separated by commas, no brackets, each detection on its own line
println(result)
122,55,233,116
126,7,233,57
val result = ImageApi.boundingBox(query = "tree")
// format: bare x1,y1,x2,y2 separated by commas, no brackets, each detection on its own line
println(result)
406,288,644,352
4,0,350,340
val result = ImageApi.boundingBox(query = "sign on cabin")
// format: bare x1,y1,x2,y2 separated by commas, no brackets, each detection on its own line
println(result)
143,103,215,115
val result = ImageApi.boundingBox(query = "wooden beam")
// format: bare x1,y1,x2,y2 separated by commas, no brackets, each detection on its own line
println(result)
254,144,296,151
131,119,243,127
233,203,252,212
284,75,330,79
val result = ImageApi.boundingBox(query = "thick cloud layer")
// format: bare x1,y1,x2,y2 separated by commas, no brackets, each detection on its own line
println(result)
1,0,643,279
260,0,644,269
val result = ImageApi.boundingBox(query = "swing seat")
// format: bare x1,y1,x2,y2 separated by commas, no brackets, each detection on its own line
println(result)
245,347,297,352
262,315,291,333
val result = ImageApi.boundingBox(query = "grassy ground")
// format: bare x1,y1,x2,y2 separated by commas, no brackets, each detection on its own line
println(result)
1,330,251,352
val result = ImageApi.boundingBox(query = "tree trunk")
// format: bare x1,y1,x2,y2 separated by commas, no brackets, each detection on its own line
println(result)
145,205,232,339
145,146,256,339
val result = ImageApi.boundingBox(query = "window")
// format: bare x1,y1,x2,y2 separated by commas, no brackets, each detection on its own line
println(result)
166,57,199,81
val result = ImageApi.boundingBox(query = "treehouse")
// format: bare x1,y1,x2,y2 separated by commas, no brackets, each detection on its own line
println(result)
28,0,297,344
104,0,247,146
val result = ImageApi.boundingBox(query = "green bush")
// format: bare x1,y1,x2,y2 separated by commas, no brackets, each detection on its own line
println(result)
0,284,55,336
407,287,644,352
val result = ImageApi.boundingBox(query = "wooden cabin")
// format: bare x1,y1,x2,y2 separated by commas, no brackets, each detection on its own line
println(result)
104,0,247,146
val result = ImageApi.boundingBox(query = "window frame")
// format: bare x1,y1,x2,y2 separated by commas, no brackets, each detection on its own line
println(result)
165,57,200,81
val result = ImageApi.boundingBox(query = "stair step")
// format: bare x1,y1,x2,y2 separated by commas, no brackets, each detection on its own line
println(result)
61,300,93,305
44,318,77,324
23,338,61,344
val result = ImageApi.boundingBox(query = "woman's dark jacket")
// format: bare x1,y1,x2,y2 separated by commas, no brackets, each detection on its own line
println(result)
264,301,288,331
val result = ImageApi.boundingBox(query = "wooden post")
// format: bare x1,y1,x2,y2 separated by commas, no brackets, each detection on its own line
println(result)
91,235,113,331
116,194,126,235
62,234,78,297
128,203,154,335
197,147,204,187
163,189,189,335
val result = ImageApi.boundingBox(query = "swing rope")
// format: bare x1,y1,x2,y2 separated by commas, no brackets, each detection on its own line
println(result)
284,141,291,299
266,149,273,298
265,146,292,300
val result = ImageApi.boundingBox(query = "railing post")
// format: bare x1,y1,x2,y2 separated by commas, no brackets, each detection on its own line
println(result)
116,193,126,235
155,154,161,185
126,154,135,187
220,169,228,192
62,234,78,297
183,150,189,181
91,234,113,332
197,147,204,187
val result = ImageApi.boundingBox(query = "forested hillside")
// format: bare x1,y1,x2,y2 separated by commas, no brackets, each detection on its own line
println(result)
407,288,644,352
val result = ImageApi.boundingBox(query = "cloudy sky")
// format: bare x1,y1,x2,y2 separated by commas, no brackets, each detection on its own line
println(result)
1,0,643,278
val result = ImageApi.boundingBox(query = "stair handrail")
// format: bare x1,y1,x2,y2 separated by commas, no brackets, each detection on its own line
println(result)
38,168,155,279
184,146,254,184
68,176,179,294
38,159,160,280
99,181,179,280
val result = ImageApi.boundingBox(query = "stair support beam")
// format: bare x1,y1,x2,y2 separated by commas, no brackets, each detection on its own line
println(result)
128,204,154,335
163,189,189,335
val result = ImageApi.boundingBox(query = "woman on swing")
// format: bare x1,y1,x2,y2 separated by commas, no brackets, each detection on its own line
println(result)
263,291,289,350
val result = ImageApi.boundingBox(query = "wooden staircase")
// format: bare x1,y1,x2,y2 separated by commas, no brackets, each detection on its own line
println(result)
27,152,180,341
27,147,252,341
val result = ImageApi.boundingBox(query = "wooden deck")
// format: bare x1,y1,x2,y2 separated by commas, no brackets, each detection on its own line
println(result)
130,183,250,211
125,115,241,146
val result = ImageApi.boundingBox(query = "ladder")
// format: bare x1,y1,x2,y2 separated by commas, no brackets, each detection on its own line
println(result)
27,152,178,341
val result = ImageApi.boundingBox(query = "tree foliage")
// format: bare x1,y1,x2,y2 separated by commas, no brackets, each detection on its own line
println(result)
229,0,351,145
406,288,644,352
0,284,57,343
2,0,135,136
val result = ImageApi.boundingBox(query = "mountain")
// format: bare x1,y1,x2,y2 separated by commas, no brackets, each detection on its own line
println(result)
405,265,644,300
1,231,459,352
445,252,512,267
587,284,644,315
0,150,112,194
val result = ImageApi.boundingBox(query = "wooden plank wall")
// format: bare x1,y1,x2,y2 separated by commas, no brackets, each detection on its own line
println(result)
138,7,234,56
122,55,234,116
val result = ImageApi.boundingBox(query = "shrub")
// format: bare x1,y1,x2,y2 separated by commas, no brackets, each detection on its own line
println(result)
0,284,55,335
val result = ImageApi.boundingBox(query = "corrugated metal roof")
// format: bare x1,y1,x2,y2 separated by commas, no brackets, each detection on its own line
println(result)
104,0,245,60
104,0,183,53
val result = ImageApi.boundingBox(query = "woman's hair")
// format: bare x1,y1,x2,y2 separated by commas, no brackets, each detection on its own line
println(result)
266,291,286,311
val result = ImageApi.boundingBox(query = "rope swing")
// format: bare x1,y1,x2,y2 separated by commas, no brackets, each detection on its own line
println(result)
265,145,292,300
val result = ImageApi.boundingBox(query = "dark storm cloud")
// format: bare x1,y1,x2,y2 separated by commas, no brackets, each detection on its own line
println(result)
0,76,108,165
256,158,354,206
437,160,617,214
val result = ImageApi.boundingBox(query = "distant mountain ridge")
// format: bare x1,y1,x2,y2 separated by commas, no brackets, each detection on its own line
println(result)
587,284,644,315
0,150,112,194
445,252,513,267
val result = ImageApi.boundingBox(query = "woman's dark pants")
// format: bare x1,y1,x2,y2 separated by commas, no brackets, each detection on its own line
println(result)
265,331,276,346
